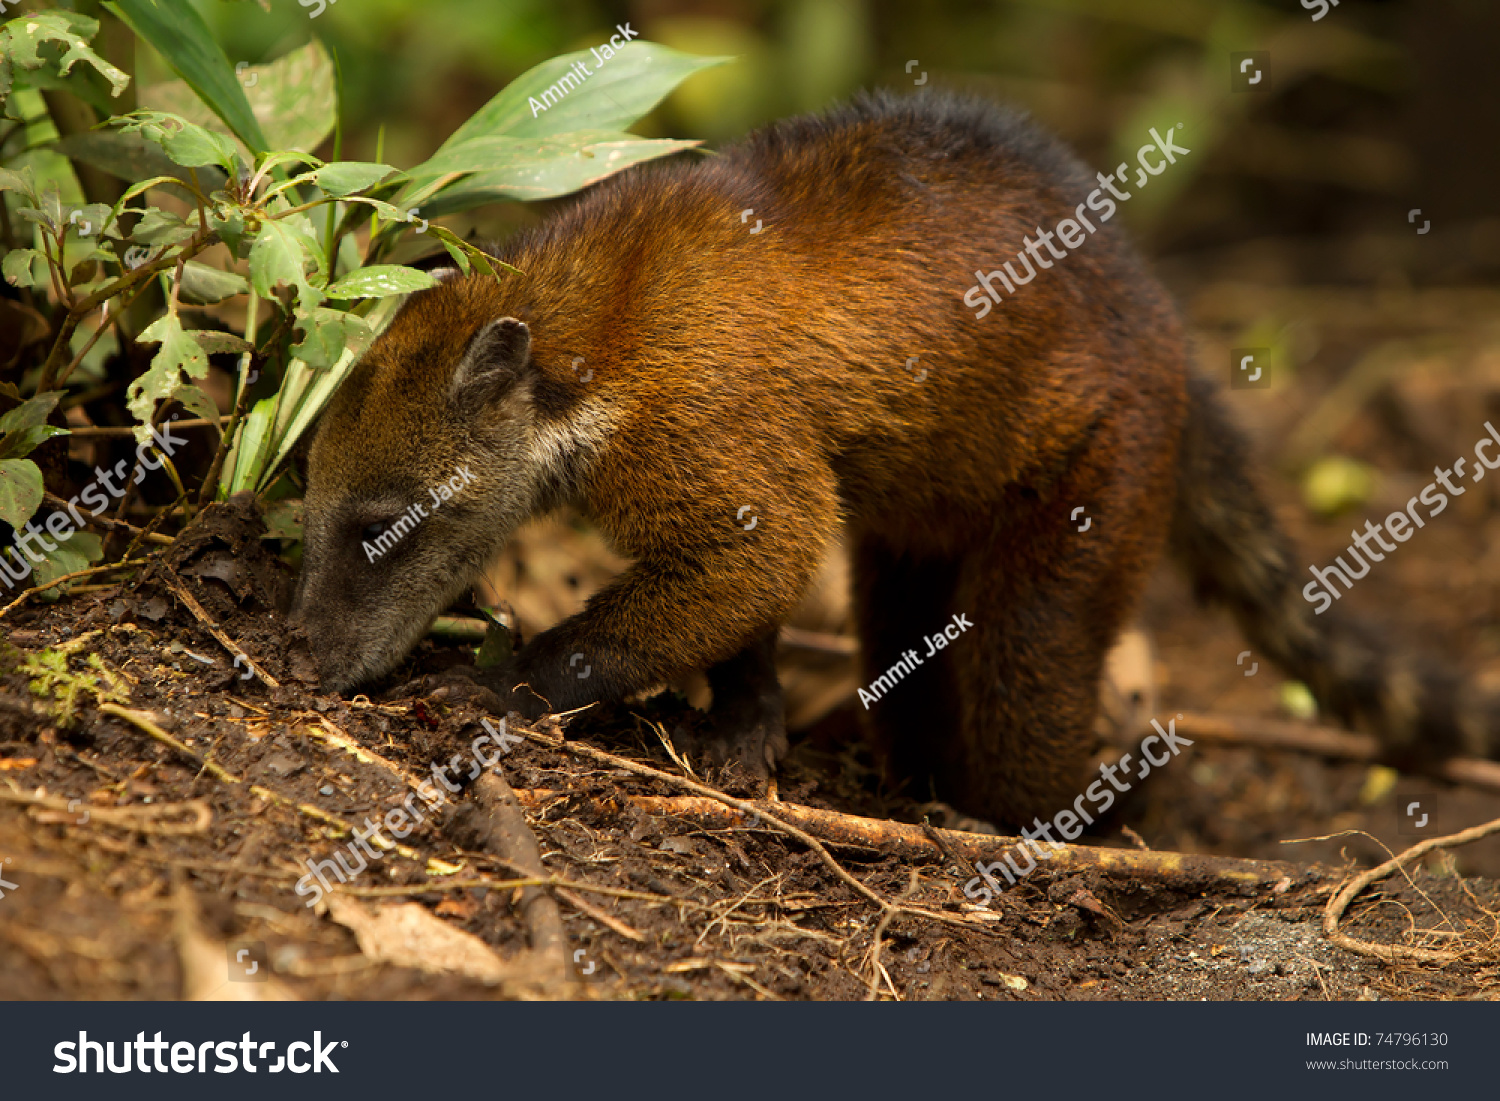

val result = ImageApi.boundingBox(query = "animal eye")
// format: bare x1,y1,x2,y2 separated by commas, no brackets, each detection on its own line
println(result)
362,520,389,541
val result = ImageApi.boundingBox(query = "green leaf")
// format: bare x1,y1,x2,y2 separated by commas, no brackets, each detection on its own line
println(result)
241,39,336,154
209,207,249,259
113,109,239,172
223,396,275,497
0,11,130,100
129,313,210,443
0,425,69,462
260,498,303,542
180,262,249,305
249,217,323,311
139,39,336,160
170,384,222,439
0,165,38,202
291,307,373,369
312,161,399,197
105,0,269,153
188,330,253,356
0,458,44,529
0,390,63,438
324,265,437,299
63,202,114,240
129,206,193,247
337,194,413,221
443,42,730,143
409,133,699,210
31,529,104,593
55,132,220,194
2,249,48,290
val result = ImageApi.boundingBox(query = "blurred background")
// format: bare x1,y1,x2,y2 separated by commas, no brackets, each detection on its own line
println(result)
181,0,1500,280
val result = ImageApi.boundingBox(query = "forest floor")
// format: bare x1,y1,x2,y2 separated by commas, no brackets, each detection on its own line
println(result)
3,280,1500,1001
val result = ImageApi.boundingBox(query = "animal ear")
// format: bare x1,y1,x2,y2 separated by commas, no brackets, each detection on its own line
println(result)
450,317,531,406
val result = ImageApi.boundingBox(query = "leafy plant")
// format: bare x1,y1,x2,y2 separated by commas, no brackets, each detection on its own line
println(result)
22,646,129,726
0,388,68,530
0,6,726,588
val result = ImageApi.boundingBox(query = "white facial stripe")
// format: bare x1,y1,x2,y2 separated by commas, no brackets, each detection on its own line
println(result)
530,397,616,494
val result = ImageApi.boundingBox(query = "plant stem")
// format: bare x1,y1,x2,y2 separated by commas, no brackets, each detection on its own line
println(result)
36,231,217,392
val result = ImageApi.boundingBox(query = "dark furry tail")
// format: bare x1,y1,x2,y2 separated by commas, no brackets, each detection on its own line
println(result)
1168,373,1496,767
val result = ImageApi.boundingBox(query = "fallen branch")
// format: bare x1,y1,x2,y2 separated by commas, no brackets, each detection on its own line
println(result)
0,786,211,836
513,788,1303,895
522,727,905,917
1161,712,1500,795
1322,814,1500,965
454,771,572,988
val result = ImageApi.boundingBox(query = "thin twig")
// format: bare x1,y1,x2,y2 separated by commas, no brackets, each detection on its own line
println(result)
1321,815,1500,964
65,417,231,437
98,703,240,785
160,571,280,688
42,492,174,545
0,557,149,622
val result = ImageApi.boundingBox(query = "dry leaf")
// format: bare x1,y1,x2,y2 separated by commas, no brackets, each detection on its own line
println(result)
326,894,509,984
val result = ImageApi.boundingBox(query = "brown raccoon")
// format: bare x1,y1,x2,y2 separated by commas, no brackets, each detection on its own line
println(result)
293,90,1495,827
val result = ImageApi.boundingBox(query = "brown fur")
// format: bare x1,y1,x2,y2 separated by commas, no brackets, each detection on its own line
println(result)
294,91,1495,828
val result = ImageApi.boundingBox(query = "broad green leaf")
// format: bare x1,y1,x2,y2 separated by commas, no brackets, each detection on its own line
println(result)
129,313,210,443
223,396,275,496
31,530,104,593
180,261,250,304
54,132,219,194
0,425,69,462
114,110,239,171
0,390,64,438
312,161,399,197
0,458,44,529
249,217,323,311
443,42,730,143
130,207,193,246
407,130,664,181
105,0,268,153
140,39,336,158
324,265,437,299
409,134,699,210
243,39,336,153
292,307,374,369
0,11,130,101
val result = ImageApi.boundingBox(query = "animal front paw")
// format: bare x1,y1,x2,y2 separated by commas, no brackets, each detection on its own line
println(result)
672,697,788,781
405,664,550,719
